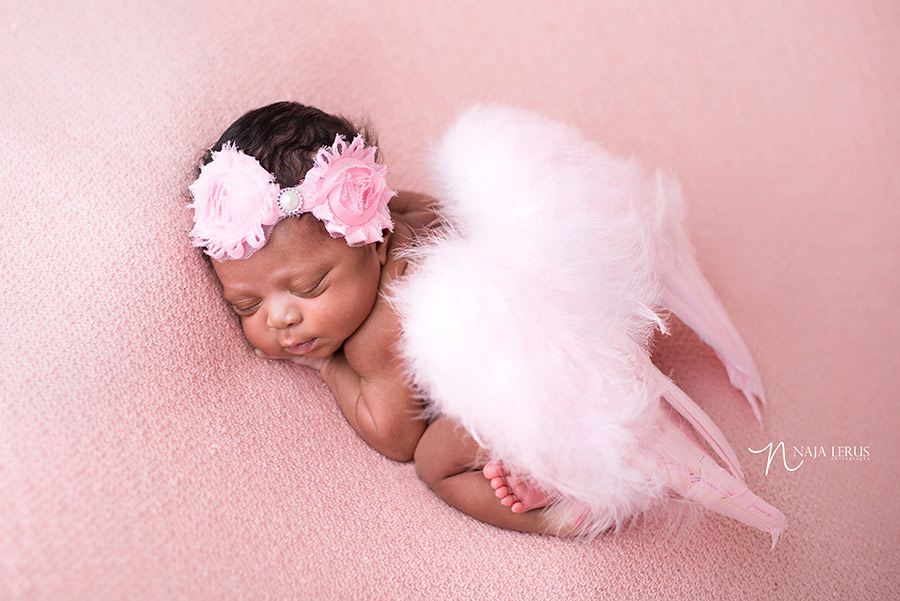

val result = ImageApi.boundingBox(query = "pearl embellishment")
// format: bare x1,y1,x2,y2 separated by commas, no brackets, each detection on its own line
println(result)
278,188,303,214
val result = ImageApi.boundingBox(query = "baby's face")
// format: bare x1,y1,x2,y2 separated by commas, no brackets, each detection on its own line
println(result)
212,216,386,360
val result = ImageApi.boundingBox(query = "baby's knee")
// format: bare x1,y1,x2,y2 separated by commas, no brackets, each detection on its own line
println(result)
414,416,483,490
413,439,442,490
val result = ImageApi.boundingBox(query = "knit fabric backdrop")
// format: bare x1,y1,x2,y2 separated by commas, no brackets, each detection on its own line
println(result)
1,1,897,599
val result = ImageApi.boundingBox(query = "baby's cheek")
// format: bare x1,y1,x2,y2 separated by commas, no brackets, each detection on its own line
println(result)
241,317,277,354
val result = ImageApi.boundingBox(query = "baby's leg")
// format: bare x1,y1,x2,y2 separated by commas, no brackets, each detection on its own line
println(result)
414,416,568,536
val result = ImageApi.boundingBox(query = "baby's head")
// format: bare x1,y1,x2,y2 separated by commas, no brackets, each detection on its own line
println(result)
188,102,394,359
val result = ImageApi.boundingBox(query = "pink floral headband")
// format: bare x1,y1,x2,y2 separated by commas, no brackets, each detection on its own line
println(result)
188,134,395,261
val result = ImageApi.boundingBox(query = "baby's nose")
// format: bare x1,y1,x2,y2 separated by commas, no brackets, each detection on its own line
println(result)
267,297,302,329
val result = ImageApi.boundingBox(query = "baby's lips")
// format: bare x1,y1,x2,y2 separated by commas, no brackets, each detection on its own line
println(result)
283,338,319,356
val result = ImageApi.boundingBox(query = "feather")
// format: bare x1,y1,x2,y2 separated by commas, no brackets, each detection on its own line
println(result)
647,412,787,548
392,105,786,545
658,365,745,480
652,172,768,422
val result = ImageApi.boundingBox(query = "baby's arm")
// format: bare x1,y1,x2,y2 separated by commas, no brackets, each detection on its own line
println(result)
270,348,424,462
317,348,425,462
279,275,425,462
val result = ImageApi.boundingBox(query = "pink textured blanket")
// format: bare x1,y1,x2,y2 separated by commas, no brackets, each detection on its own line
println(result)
1,2,897,599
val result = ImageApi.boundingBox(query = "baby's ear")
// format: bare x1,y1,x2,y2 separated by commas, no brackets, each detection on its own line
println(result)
375,231,391,265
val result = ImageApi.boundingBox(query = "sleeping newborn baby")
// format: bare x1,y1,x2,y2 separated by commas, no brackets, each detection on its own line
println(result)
188,101,786,545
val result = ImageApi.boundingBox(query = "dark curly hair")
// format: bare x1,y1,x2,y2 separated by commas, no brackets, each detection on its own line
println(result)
199,101,376,188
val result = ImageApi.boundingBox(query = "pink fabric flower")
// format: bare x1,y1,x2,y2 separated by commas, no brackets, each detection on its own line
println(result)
188,136,393,260
299,135,394,246
188,143,281,260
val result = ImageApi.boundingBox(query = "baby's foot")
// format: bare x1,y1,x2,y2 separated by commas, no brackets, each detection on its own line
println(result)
483,461,555,513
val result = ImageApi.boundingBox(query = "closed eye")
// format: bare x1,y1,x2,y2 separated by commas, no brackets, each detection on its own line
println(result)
292,274,327,297
230,300,261,316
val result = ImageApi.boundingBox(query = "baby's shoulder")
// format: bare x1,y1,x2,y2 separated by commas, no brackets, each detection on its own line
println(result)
342,290,402,380
342,191,438,378
341,253,406,380
390,190,441,239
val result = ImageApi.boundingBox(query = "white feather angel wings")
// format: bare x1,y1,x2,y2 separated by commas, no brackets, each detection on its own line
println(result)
391,106,787,545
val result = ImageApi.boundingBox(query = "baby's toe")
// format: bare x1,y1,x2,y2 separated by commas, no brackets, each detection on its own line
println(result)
483,462,506,480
